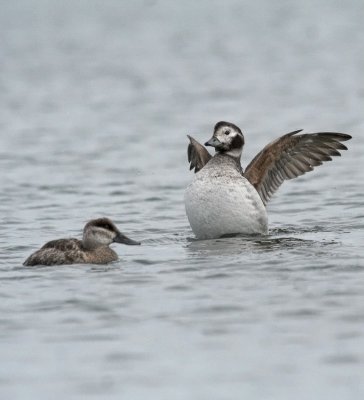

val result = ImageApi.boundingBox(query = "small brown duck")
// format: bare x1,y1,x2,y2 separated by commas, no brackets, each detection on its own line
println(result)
23,218,140,266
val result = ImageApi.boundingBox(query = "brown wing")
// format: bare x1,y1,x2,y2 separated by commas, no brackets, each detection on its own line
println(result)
244,130,352,205
23,239,85,266
187,135,212,173
41,238,82,251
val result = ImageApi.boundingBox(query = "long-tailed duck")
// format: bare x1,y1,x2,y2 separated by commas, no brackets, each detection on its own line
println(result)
185,121,351,239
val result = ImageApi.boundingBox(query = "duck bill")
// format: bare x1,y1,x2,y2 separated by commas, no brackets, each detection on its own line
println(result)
204,137,221,148
114,232,141,245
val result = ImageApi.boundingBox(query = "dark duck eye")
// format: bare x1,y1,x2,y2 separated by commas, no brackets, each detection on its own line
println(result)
224,130,230,135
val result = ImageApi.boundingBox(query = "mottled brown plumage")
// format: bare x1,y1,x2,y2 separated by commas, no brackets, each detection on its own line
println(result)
244,130,351,205
23,218,140,266
187,123,351,205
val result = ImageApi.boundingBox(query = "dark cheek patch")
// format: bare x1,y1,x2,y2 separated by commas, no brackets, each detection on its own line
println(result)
231,135,244,149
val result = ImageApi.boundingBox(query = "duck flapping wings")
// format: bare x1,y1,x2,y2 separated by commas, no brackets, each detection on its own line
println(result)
187,129,351,205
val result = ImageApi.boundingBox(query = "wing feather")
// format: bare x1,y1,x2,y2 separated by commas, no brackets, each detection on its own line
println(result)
187,135,212,173
23,239,85,266
41,238,82,251
244,130,351,205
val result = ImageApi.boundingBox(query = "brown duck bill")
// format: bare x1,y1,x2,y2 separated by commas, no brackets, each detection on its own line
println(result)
114,232,141,245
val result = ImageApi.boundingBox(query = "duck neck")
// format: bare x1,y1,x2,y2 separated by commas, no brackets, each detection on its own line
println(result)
82,236,105,251
224,147,242,160
216,149,243,172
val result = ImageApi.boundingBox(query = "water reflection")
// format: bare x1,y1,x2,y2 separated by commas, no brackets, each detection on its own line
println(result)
186,233,319,256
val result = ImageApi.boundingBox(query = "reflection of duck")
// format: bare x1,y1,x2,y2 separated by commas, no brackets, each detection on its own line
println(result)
185,121,351,239
23,218,140,266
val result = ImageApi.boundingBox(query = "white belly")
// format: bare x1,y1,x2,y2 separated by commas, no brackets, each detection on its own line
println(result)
184,172,268,239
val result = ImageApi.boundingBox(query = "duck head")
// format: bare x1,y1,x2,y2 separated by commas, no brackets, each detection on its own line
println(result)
83,218,141,249
205,121,245,158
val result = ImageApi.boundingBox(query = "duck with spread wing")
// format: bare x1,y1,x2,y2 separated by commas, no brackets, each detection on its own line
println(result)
184,121,351,239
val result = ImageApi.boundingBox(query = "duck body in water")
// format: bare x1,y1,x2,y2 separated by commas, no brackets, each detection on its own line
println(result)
23,218,140,266
185,121,352,239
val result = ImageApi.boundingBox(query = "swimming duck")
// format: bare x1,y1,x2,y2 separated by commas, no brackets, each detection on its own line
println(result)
23,218,140,266
185,121,351,239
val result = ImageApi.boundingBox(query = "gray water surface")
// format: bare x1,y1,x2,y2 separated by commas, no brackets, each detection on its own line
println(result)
1,1,364,399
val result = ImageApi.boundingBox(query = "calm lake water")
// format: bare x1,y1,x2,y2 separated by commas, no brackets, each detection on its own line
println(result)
1,1,364,399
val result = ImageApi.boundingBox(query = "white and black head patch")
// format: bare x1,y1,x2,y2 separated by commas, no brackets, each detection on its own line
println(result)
206,121,245,156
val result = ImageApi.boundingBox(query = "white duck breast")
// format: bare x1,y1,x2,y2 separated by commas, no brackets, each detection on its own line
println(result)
185,121,351,240
185,155,268,239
